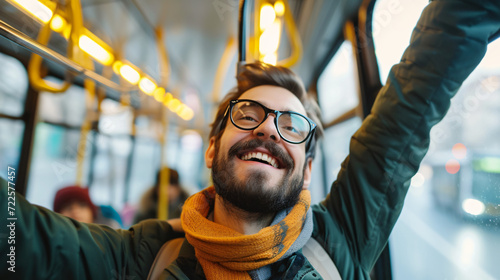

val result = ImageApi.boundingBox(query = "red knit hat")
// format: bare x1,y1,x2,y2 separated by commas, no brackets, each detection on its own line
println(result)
53,186,97,218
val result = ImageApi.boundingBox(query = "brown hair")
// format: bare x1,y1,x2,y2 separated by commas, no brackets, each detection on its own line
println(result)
209,62,323,158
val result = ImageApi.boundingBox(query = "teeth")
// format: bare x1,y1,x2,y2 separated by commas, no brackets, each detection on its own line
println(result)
262,154,269,162
241,152,278,168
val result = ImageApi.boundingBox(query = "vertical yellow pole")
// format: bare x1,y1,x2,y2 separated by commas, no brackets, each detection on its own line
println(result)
155,27,171,220
76,79,95,185
157,107,169,220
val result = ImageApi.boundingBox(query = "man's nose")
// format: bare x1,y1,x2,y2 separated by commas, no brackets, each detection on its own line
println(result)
253,114,279,141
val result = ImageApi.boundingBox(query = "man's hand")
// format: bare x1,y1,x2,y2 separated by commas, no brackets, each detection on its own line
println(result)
167,218,183,232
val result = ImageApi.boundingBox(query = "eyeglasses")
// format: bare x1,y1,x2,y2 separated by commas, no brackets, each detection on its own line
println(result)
225,99,317,144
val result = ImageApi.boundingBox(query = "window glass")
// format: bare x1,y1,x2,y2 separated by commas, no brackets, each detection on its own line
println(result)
322,118,362,185
20,73,143,227
38,78,86,126
27,93,134,217
0,52,28,117
90,134,132,210
125,115,161,208
373,0,428,83
318,41,359,123
317,40,362,193
373,1,500,279
27,78,90,208
177,130,204,192
127,138,160,205
99,99,133,135
0,119,24,177
26,123,92,209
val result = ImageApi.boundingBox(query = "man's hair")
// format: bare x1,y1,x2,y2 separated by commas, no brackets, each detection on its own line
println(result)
209,62,324,158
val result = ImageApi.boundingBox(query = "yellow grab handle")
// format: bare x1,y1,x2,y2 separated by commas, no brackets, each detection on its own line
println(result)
28,7,72,93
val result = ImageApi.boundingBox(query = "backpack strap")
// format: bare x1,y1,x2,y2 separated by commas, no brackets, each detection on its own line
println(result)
302,237,342,280
147,237,184,280
147,237,342,280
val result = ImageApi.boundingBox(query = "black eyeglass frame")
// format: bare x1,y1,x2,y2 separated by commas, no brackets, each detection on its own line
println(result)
224,99,317,145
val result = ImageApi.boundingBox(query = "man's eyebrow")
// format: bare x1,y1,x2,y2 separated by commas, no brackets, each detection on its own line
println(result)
259,101,294,112
277,106,303,113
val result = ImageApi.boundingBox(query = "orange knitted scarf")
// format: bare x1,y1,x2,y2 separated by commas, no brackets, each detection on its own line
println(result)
181,186,311,280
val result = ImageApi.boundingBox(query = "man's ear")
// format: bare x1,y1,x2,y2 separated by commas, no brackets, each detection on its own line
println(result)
302,158,313,190
205,137,216,168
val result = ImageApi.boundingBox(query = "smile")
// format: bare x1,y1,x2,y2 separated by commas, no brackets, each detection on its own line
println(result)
240,151,279,168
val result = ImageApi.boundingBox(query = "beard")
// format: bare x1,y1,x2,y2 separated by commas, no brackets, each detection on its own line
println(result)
211,138,306,214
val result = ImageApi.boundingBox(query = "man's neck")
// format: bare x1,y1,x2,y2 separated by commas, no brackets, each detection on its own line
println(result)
212,194,275,235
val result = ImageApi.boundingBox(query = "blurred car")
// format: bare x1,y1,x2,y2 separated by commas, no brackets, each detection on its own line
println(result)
428,151,500,224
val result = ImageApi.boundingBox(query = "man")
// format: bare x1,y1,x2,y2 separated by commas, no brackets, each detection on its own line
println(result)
1,0,499,279
180,65,322,279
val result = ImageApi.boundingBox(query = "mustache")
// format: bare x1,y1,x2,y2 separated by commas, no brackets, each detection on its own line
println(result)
227,138,294,170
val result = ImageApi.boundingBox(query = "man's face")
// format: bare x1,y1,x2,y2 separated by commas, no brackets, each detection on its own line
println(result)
205,85,312,213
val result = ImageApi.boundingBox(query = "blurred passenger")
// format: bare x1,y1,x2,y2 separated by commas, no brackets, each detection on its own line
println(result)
53,185,122,228
53,186,96,223
134,168,189,223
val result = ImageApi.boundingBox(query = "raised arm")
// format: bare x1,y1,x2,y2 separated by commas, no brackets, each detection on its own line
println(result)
312,0,500,277
0,177,182,279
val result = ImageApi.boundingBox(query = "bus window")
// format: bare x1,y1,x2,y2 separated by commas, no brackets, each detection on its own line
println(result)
0,53,28,117
0,53,27,175
27,123,86,207
373,0,500,279
317,41,362,188
372,0,428,85
0,119,24,175
26,81,91,209
91,99,133,209
176,130,204,191
37,78,87,126
126,116,161,210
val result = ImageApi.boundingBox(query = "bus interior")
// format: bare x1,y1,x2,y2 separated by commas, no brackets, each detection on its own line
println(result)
0,0,499,279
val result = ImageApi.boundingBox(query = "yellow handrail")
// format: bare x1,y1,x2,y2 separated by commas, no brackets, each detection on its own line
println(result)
28,5,71,93
277,0,302,67
252,0,302,67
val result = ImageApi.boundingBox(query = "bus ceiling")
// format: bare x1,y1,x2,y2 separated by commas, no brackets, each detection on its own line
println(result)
0,0,366,117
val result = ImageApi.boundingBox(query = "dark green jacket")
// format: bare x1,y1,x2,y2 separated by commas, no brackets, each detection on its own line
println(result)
1,1,499,279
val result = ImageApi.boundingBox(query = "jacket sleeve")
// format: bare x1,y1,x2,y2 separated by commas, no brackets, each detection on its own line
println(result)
0,177,183,280
312,0,500,278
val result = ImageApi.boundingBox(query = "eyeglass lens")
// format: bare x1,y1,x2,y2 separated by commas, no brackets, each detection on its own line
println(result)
231,101,311,143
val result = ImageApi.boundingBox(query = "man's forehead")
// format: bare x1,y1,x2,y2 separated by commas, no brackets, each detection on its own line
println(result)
238,85,306,114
